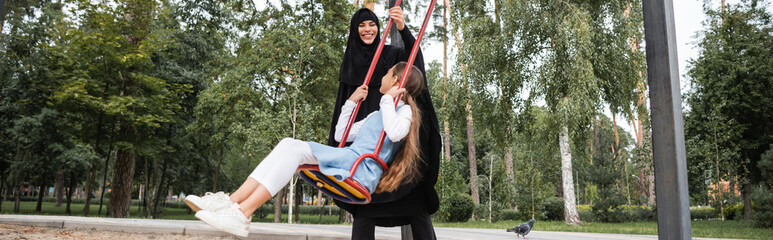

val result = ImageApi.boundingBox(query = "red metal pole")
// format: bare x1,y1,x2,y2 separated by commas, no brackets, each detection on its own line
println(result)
373,0,436,155
338,0,404,147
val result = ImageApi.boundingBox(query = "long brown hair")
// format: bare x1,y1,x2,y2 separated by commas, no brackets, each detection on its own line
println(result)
375,62,424,193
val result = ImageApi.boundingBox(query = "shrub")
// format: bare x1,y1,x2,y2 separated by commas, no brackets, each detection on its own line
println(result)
635,206,655,221
723,203,745,220
499,209,518,221
578,209,595,222
473,204,488,221
542,197,564,221
752,186,773,228
515,206,539,221
690,207,717,220
439,194,474,222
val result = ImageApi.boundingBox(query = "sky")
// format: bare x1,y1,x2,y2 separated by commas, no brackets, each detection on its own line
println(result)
253,0,769,141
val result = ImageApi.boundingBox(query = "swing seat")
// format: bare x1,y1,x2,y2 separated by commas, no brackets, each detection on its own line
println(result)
297,153,387,204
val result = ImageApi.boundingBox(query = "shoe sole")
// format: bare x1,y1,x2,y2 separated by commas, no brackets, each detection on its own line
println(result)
195,211,249,237
185,198,202,212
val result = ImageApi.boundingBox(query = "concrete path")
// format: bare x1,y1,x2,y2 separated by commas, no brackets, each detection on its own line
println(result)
0,215,739,240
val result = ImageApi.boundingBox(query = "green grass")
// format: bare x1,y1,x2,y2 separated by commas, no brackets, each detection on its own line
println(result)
0,201,341,224
3,201,772,239
435,220,773,239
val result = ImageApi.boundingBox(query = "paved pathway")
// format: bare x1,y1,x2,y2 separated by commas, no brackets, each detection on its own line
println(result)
0,215,739,240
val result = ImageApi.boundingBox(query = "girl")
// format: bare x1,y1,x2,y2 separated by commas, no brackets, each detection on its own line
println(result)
185,63,425,237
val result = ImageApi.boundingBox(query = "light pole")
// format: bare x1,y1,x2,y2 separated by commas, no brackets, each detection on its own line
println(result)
642,0,692,238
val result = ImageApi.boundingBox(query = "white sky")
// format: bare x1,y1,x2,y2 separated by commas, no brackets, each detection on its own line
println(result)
252,0,768,141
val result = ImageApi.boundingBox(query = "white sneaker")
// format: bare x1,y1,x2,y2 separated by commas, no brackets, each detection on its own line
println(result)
185,191,233,212
195,204,250,237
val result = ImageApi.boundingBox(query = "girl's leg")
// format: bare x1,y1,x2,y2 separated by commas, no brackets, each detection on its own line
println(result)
236,138,317,217
237,184,272,217
229,178,259,204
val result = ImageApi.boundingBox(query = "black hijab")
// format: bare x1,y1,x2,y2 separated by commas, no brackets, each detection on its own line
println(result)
327,8,442,219
339,8,382,87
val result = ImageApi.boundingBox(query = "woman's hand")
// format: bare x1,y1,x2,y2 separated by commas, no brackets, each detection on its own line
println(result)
389,6,405,31
385,86,406,99
348,85,369,102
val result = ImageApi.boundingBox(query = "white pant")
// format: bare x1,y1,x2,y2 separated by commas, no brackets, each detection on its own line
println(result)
248,138,319,196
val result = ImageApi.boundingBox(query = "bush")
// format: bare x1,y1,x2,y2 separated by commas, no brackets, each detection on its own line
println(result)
578,209,595,222
723,203,745,220
499,209,518,221
690,207,717,220
473,202,505,222
635,206,655,221
752,186,773,228
542,197,564,221
438,194,475,222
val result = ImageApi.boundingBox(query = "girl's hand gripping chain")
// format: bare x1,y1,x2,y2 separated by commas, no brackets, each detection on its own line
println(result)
348,85,369,102
385,86,406,99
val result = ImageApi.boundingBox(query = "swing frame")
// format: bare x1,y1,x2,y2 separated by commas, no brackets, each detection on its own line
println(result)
297,0,436,204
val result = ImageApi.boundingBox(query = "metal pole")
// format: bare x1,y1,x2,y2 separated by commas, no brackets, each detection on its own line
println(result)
641,0,692,239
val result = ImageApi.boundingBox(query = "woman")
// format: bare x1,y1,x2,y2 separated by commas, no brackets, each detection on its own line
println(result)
326,7,442,240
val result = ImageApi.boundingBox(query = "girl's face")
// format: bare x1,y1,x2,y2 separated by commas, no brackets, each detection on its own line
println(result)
380,67,399,94
358,20,378,45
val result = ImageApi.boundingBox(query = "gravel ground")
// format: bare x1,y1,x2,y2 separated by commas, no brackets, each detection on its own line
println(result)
0,223,240,240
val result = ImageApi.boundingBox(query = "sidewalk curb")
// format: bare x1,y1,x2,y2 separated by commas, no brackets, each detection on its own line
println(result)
0,215,350,240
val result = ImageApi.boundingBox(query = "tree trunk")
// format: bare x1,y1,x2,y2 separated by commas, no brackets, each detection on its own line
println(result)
109,142,136,218
143,156,151,217
442,4,451,165
274,187,284,223
98,142,114,216
55,170,64,206
743,183,751,220
84,164,96,216
559,125,581,225
466,101,479,205
150,157,168,218
505,145,514,181
13,175,20,213
363,0,374,11
0,173,4,211
66,172,76,215
294,179,300,223
213,145,223,192
0,0,5,32
35,183,45,212
318,196,326,224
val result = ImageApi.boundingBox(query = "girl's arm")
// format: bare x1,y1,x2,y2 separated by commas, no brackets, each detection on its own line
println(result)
334,100,367,143
380,95,413,142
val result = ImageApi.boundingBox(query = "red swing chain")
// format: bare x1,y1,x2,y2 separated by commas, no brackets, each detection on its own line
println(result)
347,0,437,178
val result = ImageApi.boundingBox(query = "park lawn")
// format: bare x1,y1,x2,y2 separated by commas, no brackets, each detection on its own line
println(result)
435,220,773,240
0,201,341,224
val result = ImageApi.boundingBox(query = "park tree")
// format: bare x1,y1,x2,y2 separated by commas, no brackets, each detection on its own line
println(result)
499,0,645,225
587,115,633,222
0,1,73,214
686,1,773,219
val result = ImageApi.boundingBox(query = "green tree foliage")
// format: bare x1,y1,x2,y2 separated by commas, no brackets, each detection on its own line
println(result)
588,115,631,222
686,1,773,219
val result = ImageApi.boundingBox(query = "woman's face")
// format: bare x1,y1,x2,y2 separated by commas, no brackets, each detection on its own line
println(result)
380,67,398,94
358,20,378,45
